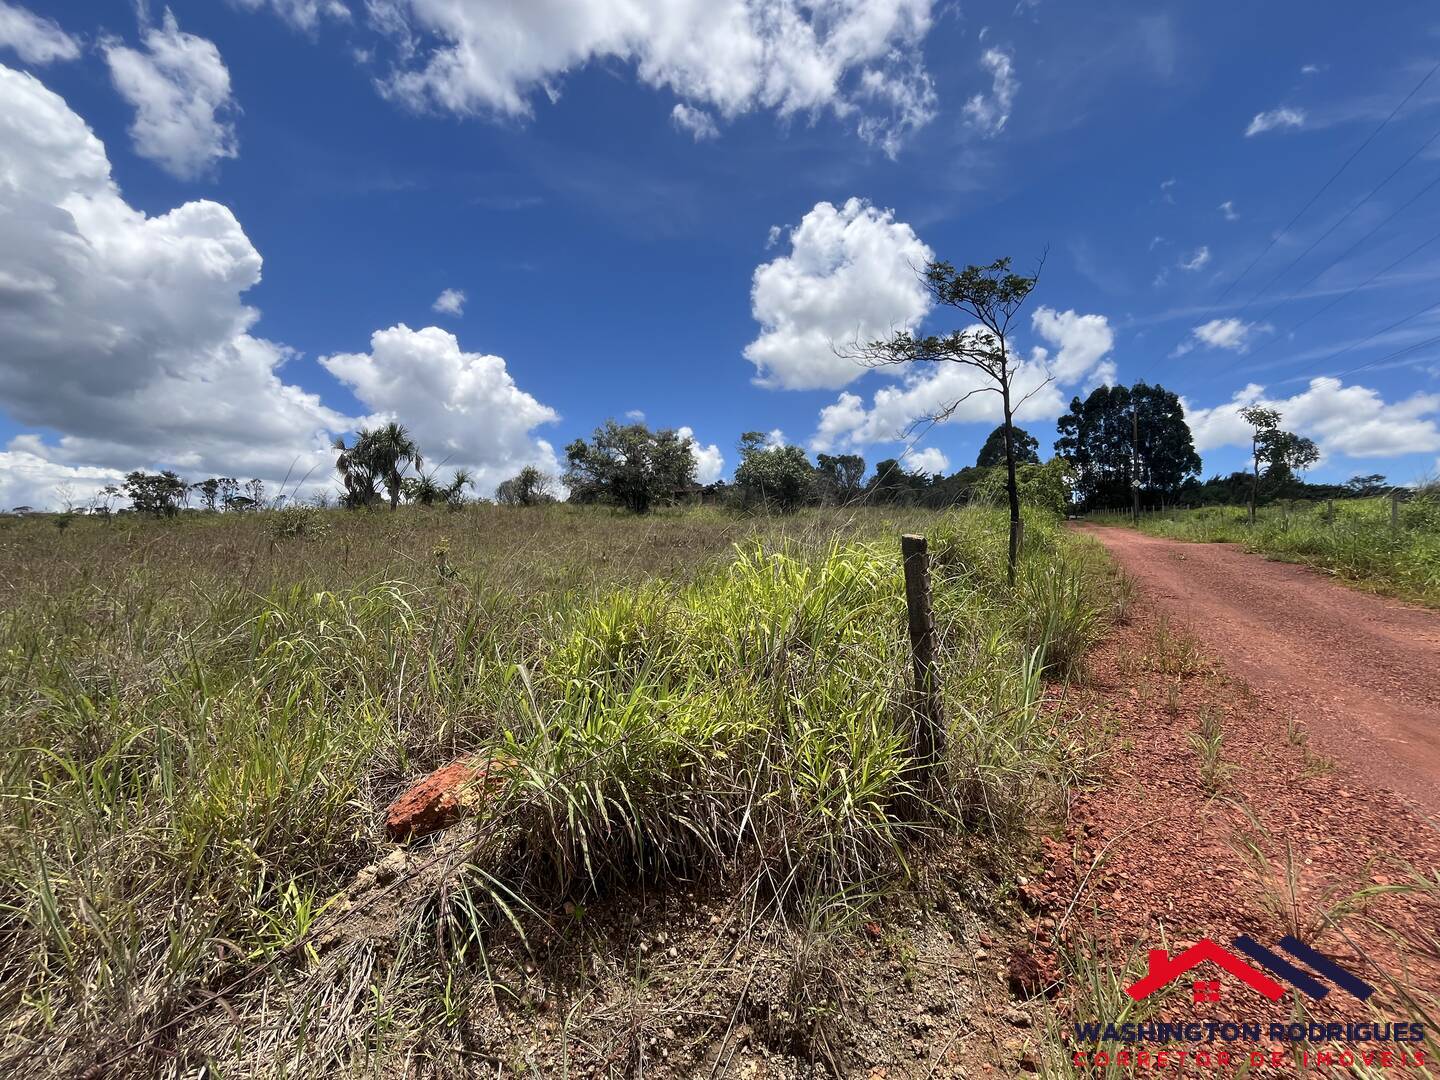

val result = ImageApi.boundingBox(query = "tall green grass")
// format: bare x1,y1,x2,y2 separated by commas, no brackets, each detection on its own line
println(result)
1091,494,1440,605
0,504,1116,1075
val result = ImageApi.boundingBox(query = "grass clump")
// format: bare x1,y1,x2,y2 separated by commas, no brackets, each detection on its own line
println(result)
0,504,1114,1075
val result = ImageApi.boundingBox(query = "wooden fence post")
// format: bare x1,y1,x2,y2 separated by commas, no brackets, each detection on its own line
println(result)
900,535,944,781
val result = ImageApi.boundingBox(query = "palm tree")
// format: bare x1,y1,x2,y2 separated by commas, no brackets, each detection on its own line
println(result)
333,432,380,508
444,468,474,508
357,422,422,510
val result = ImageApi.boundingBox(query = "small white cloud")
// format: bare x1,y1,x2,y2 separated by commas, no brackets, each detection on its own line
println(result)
1245,107,1306,137
0,2,80,64
1179,245,1211,271
855,63,937,158
1219,200,1239,221
1159,178,1176,204
962,47,1017,136
624,409,646,422
432,288,466,316
1149,235,1167,250
103,10,239,179
1300,63,1323,76
905,446,949,474
670,102,718,141
1172,317,1271,356
230,0,350,30
676,425,724,484
766,428,786,448
765,224,782,249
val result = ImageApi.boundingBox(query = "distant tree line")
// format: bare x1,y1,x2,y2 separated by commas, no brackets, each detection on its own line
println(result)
55,384,1372,522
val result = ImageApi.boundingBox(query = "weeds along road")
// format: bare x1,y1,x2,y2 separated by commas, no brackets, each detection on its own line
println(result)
1079,524,1440,822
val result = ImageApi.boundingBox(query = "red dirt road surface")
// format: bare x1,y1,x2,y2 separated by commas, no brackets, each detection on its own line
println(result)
1030,526,1440,1045
1081,524,1440,822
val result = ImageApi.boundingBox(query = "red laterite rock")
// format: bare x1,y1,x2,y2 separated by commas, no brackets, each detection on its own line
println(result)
384,754,513,841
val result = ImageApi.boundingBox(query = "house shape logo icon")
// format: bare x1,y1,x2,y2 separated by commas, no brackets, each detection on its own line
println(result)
1125,936,1375,1002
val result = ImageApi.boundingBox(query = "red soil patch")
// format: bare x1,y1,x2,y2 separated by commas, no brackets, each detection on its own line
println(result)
1031,533,1440,1060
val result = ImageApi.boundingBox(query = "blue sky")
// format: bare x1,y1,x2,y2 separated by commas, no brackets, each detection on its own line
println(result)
2,0,1439,506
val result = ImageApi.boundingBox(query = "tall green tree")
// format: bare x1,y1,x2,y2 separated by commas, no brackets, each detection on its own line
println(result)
976,424,1039,468
564,421,696,513
1241,406,1318,512
1055,382,1201,511
850,256,1043,586
734,433,814,511
1345,473,1388,497
814,452,867,505
123,471,188,517
496,465,555,506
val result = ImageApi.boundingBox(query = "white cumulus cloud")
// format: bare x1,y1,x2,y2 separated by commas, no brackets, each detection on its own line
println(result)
320,325,561,494
0,2,80,64
363,0,936,153
1030,306,1115,383
961,47,1016,136
676,426,725,484
103,10,239,179
432,287,466,315
0,62,346,506
1245,106,1305,137
905,446,949,474
745,197,933,390
0,447,126,513
1219,200,1239,221
809,307,1114,454
0,63,562,510
1185,379,1440,459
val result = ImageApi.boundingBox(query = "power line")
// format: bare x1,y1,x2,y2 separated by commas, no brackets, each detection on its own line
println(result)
1233,122,1440,317
1163,58,1440,364
1251,168,1440,327
1209,296,1440,385
1212,58,1440,306
1334,331,1440,380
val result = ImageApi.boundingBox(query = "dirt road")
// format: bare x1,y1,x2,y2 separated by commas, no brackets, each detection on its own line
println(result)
1080,524,1440,822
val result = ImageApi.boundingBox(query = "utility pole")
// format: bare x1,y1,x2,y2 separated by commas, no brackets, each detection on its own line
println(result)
1131,402,1140,525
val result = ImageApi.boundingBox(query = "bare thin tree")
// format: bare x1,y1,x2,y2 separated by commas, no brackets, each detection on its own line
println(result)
846,255,1047,585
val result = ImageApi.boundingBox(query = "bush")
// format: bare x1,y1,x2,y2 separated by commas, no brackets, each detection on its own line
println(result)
264,503,333,542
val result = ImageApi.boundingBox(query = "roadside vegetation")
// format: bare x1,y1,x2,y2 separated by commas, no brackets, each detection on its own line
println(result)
1091,491,1440,606
0,499,1121,1076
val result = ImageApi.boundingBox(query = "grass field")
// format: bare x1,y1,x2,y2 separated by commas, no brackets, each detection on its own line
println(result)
0,503,1121,1076
1089,493,1440,606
